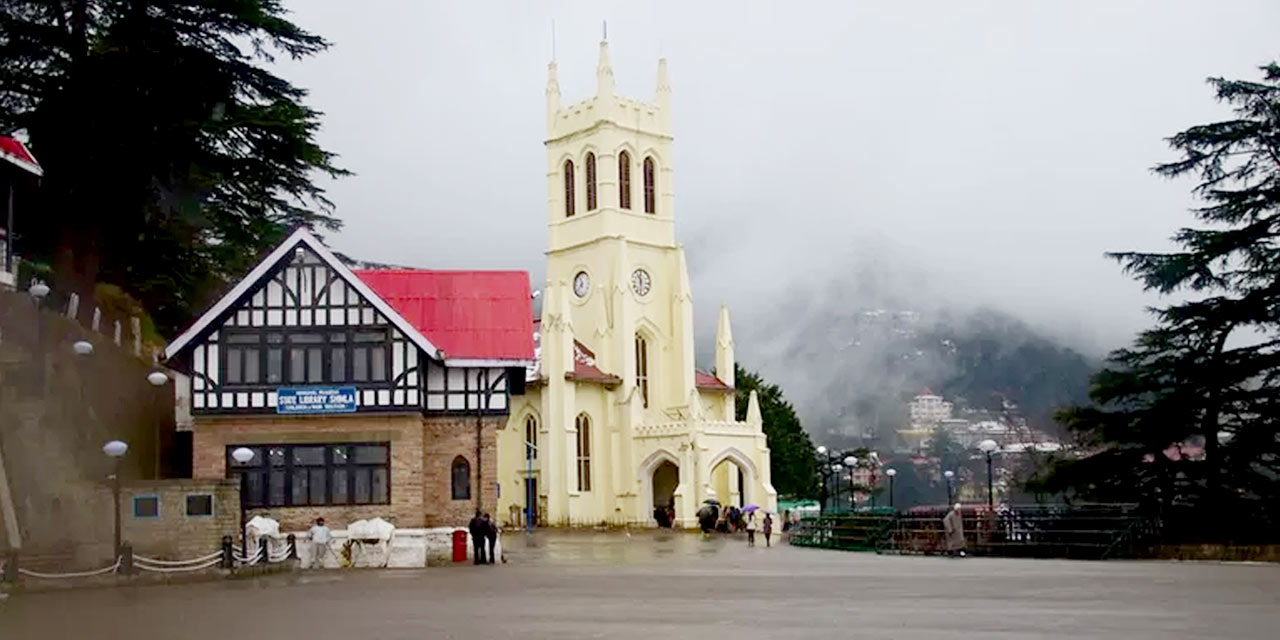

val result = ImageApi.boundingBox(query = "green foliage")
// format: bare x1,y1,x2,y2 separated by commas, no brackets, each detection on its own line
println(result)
1035,63,1280,531
0,1,345,336
733,364,820,499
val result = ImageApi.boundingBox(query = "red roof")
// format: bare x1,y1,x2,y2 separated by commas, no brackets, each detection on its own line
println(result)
354,269,534,363
0,136,41,176
571,341,621,385
696,370,733,392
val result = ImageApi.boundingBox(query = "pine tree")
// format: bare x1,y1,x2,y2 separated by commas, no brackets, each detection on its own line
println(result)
0,1,345,336
733,364,820,499
1037,63,1280,535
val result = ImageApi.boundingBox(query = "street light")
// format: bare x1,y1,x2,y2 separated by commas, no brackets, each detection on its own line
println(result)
944,469,955,505
27,281,49,300
843,456,857,509
885,468,897,509
146,370,169,479
72,340,94,356
231,447,255,559
978,439,999,507
103,440,129,557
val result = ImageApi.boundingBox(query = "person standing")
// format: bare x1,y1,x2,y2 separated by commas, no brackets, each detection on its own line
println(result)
762,513,774,548
468,511,487,565
943,503,967,557
483,513,498,565
745,511,758,547
307,517,333,569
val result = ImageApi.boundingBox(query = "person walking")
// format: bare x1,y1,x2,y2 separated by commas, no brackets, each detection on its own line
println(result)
468,511,487,565
943,503,967,557
745,511,758,547
762,512,774,548
307,517,333,569
483,513,498,565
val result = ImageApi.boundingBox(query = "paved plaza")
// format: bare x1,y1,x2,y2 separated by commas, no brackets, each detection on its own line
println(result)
2,531,1277,639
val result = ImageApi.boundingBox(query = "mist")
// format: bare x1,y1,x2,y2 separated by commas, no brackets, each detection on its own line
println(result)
270,1,1280,428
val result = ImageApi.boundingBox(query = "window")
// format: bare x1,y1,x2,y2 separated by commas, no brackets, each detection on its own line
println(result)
221,329,389,389
576,413,591,491
635,335,649,408
185,494,214,517
452,456,471,500
643,156,656,214
618,150,632,209
563,159,575,217
585,152,597,211
132,495,160,519
227,443,390,508
525,415,537,460
224,333,261,384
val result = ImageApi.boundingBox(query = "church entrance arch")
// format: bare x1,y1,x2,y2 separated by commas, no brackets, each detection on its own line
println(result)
652,461,679,527
708,448,758,509
638,449,681,527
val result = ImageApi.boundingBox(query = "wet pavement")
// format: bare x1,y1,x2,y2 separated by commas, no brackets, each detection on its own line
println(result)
2,530,1278,639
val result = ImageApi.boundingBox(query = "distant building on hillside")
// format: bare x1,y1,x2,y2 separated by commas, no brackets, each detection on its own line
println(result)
909,388,953,429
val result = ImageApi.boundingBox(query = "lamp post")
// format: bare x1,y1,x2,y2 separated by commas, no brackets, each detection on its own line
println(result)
72,340,94,356
885,468,897,509
102,440,129,557
843,455,858,510
944,470,955,505
231,447,255,559
978,439,998,508
147,371,169,479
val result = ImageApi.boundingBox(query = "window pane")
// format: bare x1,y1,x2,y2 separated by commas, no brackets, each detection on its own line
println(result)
372,468,388,503
269,470,286,506
245,472,264,507
228,447,262,468
353,445,387,464
310,469,327,504
371,347,386,382
330,346,346,382
293,446,324,466
291,470,308,505
268,447,286,467
290,348,306,383
354,468,372,503
452,459,470,500
355,332,383,343
186,494,213,517
331,468,349,504
308,348,323,382
244,348,260,383
330,333,347,343
331,446,349,464
226,349,242,384
292,333,323,344
267,348,283,383
353,347,368,381
227,334,258,344
133,496,159,518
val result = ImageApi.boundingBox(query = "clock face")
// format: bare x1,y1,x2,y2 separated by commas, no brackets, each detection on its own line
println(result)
630,269,652,296
573,271,591,298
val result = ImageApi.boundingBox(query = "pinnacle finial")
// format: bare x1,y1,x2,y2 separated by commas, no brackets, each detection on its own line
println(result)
596,38,614,98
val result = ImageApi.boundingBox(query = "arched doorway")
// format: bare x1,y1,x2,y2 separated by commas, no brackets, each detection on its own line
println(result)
711,458,746,508
652,461,679,526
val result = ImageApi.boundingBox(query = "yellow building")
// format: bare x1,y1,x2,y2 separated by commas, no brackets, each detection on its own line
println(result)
496,40,776,528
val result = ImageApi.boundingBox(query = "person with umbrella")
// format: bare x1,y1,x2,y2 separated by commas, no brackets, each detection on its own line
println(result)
742,504,761,546
697,500,719,535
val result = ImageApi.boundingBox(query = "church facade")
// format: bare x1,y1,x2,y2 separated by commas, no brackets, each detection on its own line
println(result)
495,41,776,528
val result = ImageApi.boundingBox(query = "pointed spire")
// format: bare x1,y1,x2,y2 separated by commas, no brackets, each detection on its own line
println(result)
546,60,561,121
716,304,735,388
596,38,614,98
656,58,670,101
746,390,763,426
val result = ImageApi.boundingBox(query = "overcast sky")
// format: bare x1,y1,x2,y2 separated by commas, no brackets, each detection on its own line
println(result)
274,0,1280,360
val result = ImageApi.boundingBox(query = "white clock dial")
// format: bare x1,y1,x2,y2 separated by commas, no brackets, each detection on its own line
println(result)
630,269,652,296
573,271,591,298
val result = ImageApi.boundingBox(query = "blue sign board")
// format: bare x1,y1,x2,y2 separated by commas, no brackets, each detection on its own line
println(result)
276,386,358,414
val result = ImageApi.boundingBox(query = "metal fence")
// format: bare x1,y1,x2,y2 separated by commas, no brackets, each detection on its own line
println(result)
789,504,1157,560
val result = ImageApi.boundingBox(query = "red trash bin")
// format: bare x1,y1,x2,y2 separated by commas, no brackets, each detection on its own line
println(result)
452,529,468,563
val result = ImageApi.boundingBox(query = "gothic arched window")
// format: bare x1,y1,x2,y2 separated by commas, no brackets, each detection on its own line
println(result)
575,413,592,492
563,159,575,217
585,152,597,211
525,415,538,460
635,334,650,408
643,156,656,214
451,456,470,500
618,150,632,209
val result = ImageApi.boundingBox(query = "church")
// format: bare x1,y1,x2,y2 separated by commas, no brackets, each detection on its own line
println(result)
495,40,776,528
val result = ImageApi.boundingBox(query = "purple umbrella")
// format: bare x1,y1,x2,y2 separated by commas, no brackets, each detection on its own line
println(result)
742,504,760,513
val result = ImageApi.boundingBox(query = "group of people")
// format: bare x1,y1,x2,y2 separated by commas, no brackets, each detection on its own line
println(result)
468,511,500,565
695,503,776,548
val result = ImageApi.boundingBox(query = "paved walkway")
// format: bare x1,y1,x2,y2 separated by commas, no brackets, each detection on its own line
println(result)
2,530,1277,639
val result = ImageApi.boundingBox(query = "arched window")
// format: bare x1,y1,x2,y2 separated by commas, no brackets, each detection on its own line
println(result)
575,413,591,491
618,150,632,209
451,456,470,500
635,334,649,408
525,415,537,460
643,156,656,214
563,159,575,217
585,152,597,211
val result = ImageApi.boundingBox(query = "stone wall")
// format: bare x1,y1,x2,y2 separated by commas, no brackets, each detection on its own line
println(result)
116,479,239,560
422,415,501,527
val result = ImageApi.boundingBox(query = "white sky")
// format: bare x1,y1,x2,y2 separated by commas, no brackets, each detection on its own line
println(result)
274,0,1280,358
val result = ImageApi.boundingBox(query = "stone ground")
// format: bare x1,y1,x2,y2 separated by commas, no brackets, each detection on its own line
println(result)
2,530,1278,639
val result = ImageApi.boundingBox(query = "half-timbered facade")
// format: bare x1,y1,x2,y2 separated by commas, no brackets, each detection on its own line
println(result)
165,229,533,530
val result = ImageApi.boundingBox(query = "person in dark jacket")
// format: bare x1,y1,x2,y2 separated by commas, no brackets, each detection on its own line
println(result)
483,513,498,564
468,511,487,565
